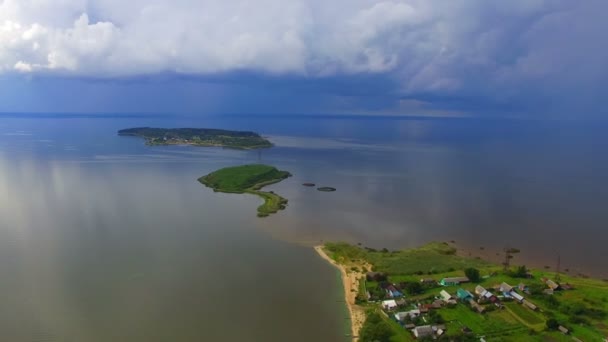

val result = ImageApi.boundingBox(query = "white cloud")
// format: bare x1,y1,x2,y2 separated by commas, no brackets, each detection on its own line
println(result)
14,61,32,72
0,0,605,102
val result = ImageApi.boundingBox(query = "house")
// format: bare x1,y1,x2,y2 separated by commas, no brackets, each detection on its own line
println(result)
499,282,514,293
546,279,561,290
440,290,453,302
395,309,421,321
413,325,434,339
382,299,398,310
510,291,524,302
395,298,407,306
405,323,416,330
440,277,470,286
386,285,403,298
522,299,537,311
518,283,528,292
558,325,569,335
475,285,487,296
432,325,446,336
457,288,474,301
432,300,444,308
394,312,409,322
468,298,485,313
561,283,574,290
420,278,436,284
366,272,388,282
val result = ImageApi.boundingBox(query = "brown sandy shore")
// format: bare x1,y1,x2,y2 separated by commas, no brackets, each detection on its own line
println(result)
314,246,368,342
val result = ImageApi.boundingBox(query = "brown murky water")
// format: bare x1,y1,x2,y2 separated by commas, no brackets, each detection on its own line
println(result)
0,115,607,340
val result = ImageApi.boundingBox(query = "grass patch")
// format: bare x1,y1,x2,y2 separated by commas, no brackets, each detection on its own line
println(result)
325,241,490,275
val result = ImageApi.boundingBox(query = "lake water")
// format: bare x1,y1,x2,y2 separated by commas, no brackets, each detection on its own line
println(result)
0,114,607,341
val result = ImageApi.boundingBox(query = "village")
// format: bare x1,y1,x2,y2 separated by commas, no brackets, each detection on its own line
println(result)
364,270,596,341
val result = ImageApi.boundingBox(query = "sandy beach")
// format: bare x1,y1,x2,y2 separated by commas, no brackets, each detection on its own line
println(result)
314,245,368,341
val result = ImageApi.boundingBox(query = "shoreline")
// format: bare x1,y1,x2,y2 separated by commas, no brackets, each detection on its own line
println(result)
314,245,366,341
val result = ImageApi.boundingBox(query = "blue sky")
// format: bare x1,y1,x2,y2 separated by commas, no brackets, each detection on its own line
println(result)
0,0,606,117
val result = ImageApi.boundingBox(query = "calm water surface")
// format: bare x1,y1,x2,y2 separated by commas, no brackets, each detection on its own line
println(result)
0,114,607,341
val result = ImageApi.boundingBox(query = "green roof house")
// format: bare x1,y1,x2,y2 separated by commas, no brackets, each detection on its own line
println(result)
440,277,470,286
456,288,473,301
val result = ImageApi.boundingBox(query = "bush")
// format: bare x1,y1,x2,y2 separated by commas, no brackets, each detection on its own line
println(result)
507,265,529,278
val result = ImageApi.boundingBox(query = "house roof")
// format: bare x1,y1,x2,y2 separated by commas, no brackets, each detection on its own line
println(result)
546,279,560,290
440,290,452,300
475,285,487,295
395,312,409,320
523,299,537,310
500,282,513,292
382,300,397,308
511,291,524,301
414,325,433,334
457,288,473,298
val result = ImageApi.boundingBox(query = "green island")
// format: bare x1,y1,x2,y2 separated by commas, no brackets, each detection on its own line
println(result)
118,127,273,149
198,164,291,217
317,242,608,342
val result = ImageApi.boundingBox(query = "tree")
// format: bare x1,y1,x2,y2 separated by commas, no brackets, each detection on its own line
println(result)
546,318,559,330
402,282,424,295
464,268,481,282
359,312,393,342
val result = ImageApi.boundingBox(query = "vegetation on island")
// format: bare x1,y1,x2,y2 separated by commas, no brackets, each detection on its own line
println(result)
118,127,273,149
322,242,608,342
198,164,291,217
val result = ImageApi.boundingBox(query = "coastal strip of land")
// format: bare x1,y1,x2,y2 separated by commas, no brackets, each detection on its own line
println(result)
199,164,291,217
314,245,368,341
319,241,608,341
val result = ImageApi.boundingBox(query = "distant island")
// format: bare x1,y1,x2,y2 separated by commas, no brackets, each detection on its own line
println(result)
198,164,291,217
316,242,608,342
118,127,273,149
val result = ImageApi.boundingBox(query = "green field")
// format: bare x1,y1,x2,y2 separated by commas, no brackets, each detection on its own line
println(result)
198,164,291,217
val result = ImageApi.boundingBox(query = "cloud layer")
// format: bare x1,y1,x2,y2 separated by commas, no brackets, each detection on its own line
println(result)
0,0,606,115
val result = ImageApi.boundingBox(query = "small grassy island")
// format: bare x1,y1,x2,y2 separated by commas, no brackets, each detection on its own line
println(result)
198,164,291,217
316,242,608,342
118,127,273,149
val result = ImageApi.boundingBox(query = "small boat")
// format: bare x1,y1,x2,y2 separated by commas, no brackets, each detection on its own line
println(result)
302,183,316,187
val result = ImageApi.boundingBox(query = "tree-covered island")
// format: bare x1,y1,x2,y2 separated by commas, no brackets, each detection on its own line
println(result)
198,164,291,217
118,127,273,149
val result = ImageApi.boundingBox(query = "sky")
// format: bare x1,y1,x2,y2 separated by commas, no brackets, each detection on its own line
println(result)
0,0,606,117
